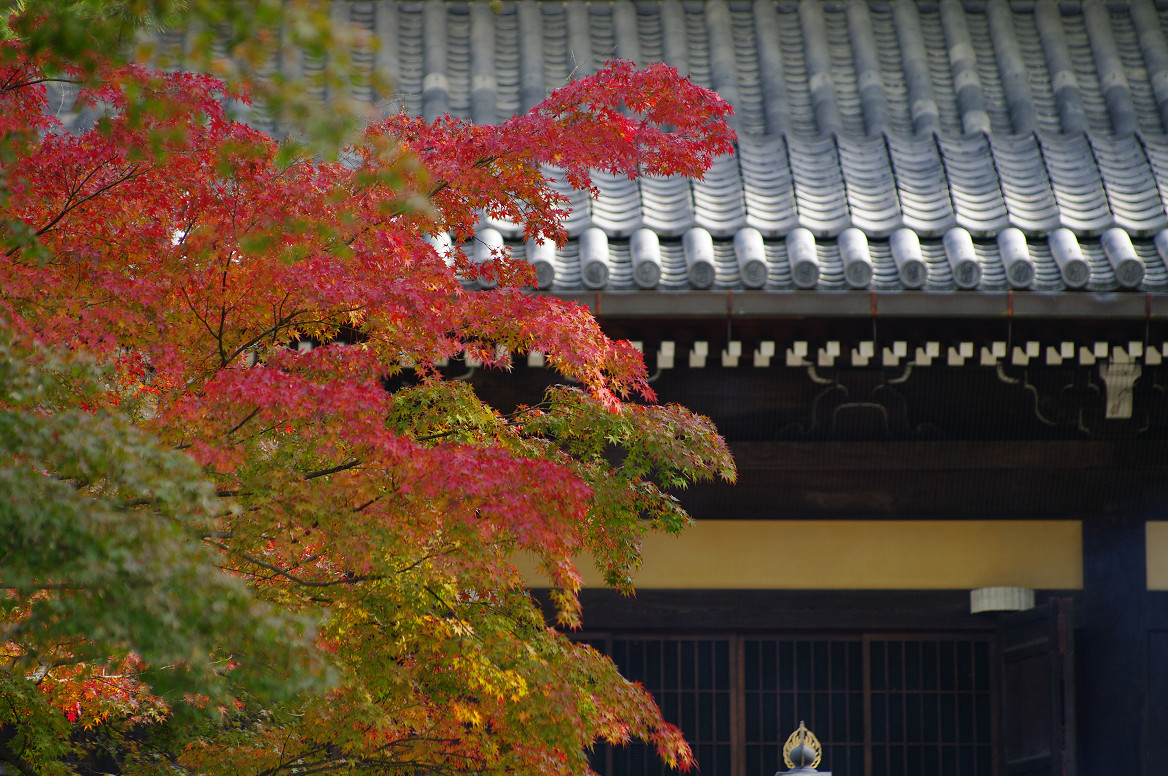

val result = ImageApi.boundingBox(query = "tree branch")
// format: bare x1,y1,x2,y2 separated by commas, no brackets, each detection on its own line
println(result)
226,407,261,438
0,743,39,776
207,541,383,588
303,459,361,481
7,161,145,256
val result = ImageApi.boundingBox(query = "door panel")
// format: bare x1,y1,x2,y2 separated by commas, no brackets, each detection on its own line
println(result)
999,599,1076,776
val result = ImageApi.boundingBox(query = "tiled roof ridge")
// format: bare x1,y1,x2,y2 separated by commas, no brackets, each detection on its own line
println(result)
297,0,1168,140
135,0,1168,142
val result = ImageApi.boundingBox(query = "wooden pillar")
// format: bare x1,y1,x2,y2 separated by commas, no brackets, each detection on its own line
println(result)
1078,512,1147,774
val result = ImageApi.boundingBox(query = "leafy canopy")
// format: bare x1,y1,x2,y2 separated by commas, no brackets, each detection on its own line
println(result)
0,3,736,774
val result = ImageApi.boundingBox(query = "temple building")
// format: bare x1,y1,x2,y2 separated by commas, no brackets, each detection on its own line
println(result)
159,2,1168,774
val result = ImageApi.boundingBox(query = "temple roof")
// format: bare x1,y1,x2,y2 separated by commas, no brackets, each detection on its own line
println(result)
170,1,1168,316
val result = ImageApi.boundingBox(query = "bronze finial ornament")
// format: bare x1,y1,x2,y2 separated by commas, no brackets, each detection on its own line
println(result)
782,721,822,770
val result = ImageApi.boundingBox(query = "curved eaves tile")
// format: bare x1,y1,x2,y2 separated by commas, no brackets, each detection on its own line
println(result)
775,3,817,137
813,239,847,290
764,240,793,289
693,153,748,237
640,176,695,237
542,173,593,238
657,240,689,291
728,3,770,137
1140,239,1168,291
712,239,741,289
1080,239,1119,292
1141,135,1168,217
916,6,964,136
549,239,580,291
481,212,523,240
838,135,902,238
868,239,899,291
937,134,1010,237
788,135,851,238
605,239,633,289
1090,133,1167,236
391,3,424,118
739,137,800,237
1039,133,1114,235
977,240,1010,293
634,1,664,65
886,133,956,238
917,240,949,291
990,134,1061,234
1028,238,1067,293
591,171,643,238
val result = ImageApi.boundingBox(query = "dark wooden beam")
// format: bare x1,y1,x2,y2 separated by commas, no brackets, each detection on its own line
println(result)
677,440,1168,520
534,589,1081,633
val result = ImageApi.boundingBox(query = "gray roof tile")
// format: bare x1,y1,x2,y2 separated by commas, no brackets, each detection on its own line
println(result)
1093,134,1167,235
1041,133,1113,234
739,138,799,237
590,172,642,237
788,135,851,237
938,134,1011,237
692,155,747,237
991,134,1062,234
640,175,694,237
886,134,955,237
154,0,1168,310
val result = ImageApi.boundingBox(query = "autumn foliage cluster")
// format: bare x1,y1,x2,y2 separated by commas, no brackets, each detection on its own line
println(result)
0,4,735,774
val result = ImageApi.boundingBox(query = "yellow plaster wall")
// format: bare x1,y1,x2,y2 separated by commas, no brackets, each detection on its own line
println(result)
522,520,1082,590
1147,522,1168,590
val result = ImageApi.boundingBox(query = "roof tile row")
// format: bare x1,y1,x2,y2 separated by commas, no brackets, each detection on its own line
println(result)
133,1,1168,309
476,224,1168,293
511,132,1168,244
314,0,1168,139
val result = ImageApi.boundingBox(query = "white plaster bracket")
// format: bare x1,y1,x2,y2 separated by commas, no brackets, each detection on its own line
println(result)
754,341,776,368
786,341,809,367
852,341,875,367
722,341,742,367
689,341,709,368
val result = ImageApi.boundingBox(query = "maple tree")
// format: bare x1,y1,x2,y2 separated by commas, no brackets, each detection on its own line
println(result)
0,3,736,774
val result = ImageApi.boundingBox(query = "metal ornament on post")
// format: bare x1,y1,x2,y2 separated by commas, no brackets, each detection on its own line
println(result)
775,721,831,775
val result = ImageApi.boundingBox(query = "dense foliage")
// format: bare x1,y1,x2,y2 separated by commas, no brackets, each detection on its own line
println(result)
0,4,736,774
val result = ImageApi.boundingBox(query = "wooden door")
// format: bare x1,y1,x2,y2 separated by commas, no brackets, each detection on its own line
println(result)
999,599,1076,776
